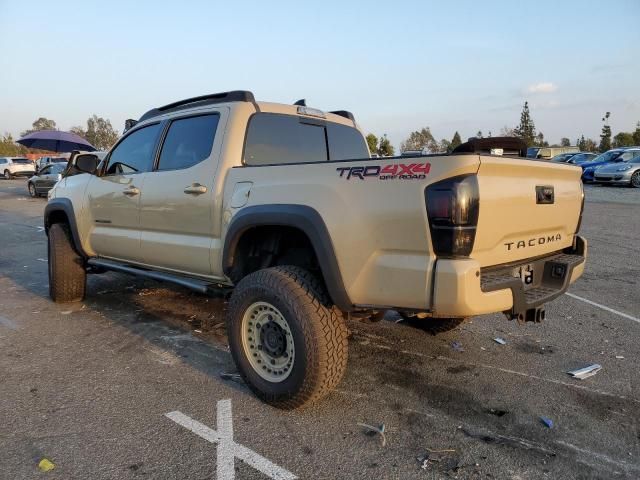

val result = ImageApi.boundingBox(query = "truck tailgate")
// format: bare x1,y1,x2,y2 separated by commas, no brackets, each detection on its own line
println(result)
473,157,583,267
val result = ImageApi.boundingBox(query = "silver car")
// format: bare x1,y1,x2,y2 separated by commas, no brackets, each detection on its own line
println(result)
593,153,640,187
27,163,66,197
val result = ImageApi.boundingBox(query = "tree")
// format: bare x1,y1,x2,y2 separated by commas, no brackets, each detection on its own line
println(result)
0,133,27,156
535,131,549,147
560,137,571,147
377,134,394,156
633,122,640,146
400,127,436,153
21,117,57,137
599,112,612,153
513,101,536,147
476,130,483,139
577,135,598,152
500,126,516,137
85,115,119,150
439,139,451,153
449,131,462,152
365,134,378,154
612,132,634,148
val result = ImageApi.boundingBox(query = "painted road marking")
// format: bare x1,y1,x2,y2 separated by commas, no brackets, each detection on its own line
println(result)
165,399,297,480
565,293,640,324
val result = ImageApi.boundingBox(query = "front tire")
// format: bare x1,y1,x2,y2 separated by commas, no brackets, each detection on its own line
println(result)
227,266,348,409
631,170,640,188
28,183,37,197
48,223,86,303
3,170,11,180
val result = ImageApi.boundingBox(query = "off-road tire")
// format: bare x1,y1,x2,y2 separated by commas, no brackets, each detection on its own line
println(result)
3,170,11,180
631,170,640,188
48,223,86,303
400,314,465,335
28,183,37,197
227,266,348,409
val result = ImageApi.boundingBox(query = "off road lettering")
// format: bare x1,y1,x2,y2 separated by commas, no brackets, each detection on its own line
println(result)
337,162,431,181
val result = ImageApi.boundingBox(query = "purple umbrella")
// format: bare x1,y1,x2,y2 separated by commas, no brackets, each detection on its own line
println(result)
17,130,96,152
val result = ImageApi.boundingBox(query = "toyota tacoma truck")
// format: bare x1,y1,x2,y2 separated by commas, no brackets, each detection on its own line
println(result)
44,91,587,409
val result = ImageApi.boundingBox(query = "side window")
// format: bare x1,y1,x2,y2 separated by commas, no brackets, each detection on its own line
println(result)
0,159,5,164
105,123,161,175
157,114,219,171
244,113,327,165
327,123,368,160
40,166,51,175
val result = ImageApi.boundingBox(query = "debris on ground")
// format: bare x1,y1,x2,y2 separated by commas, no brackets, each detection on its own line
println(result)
451,341,464,352
357,422,386,447
38,458,55,472
487,408,508,417
493,337,507,345
540,416,554,428
36,258,47,262
416,448,458,472
615,355,624,359
219,372,243,383
567,364,601,380
60,311,72,315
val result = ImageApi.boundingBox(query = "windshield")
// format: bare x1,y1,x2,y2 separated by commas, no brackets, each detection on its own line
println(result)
12,158,31,164
52,157,67,163
570,154,593,164
589,150,623,163
50,164,65,173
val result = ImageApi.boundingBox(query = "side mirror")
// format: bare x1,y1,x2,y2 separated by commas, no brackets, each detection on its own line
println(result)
75,154,99,174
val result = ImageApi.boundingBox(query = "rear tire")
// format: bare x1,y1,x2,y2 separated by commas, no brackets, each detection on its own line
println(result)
227,266,348,409
48,223,86,303
28,183,37,197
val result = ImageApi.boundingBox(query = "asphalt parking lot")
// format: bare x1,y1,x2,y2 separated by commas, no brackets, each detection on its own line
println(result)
0,179,638,479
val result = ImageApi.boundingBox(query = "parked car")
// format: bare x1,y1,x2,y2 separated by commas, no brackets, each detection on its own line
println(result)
528,146,579,160
593,152,640,187
0,157,36,179
44,90,586,409
581,148,639,182
550,152,580,163
566,153,597,165
27,163,66,197
35,156,68,173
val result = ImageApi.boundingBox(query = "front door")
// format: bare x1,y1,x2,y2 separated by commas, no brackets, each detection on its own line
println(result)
86,123,162,262
139,112,223,277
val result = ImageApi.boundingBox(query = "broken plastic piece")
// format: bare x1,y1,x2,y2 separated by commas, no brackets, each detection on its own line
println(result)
451,341,464,352
567,364,601,380
38,458,55,472
540,417,553,428
357,422,386,447
494,337,507,345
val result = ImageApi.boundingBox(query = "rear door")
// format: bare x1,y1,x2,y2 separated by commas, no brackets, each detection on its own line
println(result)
138,111,225,276
86,123,162,262
34,165,52,192
473,157,583,267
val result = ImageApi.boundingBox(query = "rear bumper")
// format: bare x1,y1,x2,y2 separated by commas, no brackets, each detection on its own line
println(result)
432,236,587,317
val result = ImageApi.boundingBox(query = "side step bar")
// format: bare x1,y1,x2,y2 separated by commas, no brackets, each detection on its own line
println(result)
87,258,213,294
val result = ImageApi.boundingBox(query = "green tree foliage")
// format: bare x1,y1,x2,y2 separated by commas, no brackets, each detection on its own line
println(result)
513,101,537,147
535,131,549,147
599,112,612,153
400,127,436,153
365,133,378,154
377,135,394,156
450,131,462,152
0,133,28,156
560,137,571,147
73,115,120,150
612,132,634,148
577,135,598,152
500,126,516,137
633,122,640,146
439,139,451,153
21,117,57,137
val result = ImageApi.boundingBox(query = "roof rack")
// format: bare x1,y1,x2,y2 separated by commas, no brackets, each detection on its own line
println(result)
329,110,355,122
138,90,256,122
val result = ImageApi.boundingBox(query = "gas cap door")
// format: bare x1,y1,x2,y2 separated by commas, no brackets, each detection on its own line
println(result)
230,182,252,208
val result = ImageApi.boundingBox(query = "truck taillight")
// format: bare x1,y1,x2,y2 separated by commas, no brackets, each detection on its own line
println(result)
575,183,585,233
425,175,479,257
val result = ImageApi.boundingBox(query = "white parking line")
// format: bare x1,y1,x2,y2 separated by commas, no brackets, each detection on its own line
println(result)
0,315,18,330
565,293,640,324
166,399,297,480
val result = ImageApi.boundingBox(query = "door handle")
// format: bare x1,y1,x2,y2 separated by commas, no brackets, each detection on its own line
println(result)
184,183,207,195
123,186,140,196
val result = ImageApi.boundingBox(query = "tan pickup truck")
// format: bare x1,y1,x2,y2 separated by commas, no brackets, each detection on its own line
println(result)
44,91,587,408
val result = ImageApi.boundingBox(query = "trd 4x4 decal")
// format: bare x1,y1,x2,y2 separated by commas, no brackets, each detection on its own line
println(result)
336,162,431,180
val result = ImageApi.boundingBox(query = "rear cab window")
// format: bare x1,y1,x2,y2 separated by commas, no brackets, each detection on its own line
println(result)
243,113,367,165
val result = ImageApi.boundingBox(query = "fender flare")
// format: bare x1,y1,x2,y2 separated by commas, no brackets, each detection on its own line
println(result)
223,204,353,311
44,198,88,258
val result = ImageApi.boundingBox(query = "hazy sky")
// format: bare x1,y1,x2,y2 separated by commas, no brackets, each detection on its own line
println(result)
1,0,638,149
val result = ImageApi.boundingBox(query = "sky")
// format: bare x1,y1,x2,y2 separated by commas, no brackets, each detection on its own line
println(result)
1,0,639,149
